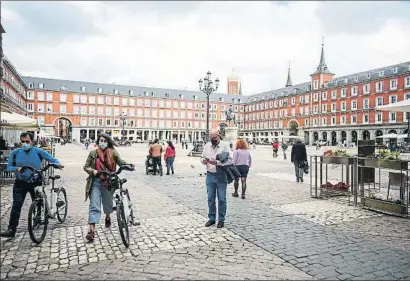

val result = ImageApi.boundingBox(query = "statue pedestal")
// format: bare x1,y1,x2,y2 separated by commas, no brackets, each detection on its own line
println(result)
224,127,239,143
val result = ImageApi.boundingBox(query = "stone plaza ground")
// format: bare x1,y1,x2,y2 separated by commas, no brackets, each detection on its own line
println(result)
1,143,410,280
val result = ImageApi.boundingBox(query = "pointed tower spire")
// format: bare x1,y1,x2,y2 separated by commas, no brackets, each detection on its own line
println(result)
285,61,292,87
311,36,333,76
238,83,242,95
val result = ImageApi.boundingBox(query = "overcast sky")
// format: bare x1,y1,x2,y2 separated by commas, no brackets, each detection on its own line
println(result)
2,1,410,95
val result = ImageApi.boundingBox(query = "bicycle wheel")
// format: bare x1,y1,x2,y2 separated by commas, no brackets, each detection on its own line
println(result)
56,187,68,223
116,203,129,247
28,200,48,244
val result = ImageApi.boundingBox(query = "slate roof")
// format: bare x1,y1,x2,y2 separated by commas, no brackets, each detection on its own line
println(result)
22,76,248,103
247,61,410,103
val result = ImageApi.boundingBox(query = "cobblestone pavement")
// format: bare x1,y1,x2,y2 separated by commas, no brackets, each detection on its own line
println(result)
1,144,409,280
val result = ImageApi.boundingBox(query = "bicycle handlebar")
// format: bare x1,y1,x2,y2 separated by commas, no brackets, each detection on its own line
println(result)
94,164,135,178
21,163,62,173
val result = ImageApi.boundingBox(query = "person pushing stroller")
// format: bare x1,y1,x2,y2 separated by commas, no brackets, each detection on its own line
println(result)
149,139,163,176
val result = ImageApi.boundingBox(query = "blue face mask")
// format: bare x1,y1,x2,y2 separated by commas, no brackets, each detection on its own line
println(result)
99,142,108,150
22,143,32,151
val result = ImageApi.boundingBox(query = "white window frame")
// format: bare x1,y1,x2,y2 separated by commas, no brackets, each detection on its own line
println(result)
390,79,398,90
389,95,397,104
405,76,410,88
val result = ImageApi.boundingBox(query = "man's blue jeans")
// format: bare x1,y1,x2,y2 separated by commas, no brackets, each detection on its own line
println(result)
206,173,227,223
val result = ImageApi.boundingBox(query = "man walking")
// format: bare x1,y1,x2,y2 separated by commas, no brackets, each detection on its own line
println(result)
149,139,163,176
291,139,307,183
201,129,232,228
1,132,63,238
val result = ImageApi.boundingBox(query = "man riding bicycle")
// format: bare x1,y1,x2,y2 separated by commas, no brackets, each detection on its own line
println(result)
0,132,63,238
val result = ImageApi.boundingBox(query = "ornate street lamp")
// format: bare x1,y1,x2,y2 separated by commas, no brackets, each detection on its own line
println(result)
199,71,219,141
120,112,127,140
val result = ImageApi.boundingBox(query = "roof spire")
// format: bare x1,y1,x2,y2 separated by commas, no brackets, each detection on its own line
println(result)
311,36,333,76
285,61,292,87
238,83,242,95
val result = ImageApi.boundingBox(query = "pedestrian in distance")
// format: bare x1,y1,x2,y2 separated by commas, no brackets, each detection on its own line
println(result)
290,138,307,183
201,129,232,228
272,140,279,158
232,139,252,199
1,132,63,238
281,141,288,160
164,140,176,175
83,133,133,242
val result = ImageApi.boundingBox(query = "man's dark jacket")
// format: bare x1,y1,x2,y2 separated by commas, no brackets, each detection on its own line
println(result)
291,141,307,162
215,152,241,184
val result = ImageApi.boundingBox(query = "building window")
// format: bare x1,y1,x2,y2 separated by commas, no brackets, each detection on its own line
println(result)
46,104,53,113
98,88,103,94
80,95,87,104
322,104,327,113
313,80,319,90
73,95,80,103
351,86,358,96
60,105,67,113
390,79,398,90
81,106,87,115
405,76,410,88
363,99,369,109
89,96,95,104
129,90,134,95
363,114,369,124
341,116,346,125
341,101,346,111
367,73,371,79
28,83,34,88
26,103,34,112
389,95,397,104
81,86,86,92
322,117,327,126
354,76,358,82
81,117,87,126
379,70,384,77
389,112,396,123
331,103,336,112
375,113,382,123
46,92,53,101
60,93,67,102
351,115,357,124
114,97,120,105
114,89,119,94
331,90,337,100
331,116,336,125
39,83,44,89
376,97,384,106
26,91,34,100
363,84,370,94
341,88,347,98
393,67,398,74
37,92,44,101
376,81,383,93
351,100,357,110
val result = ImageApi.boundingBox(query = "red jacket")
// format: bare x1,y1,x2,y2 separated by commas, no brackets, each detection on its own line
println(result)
164,146,176,159
272,142,279,149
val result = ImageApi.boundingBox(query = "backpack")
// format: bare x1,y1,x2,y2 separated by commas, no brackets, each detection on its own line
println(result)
282,143,288,150
12,148,44,167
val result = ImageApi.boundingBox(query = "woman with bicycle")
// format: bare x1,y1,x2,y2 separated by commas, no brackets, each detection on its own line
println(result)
83,133,131,242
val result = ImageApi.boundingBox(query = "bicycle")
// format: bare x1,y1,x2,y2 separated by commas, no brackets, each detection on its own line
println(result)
94,165,137,247
21,164,67,244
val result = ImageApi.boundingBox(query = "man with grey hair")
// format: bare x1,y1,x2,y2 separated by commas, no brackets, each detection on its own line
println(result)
201,129,232,228
291,138,307,183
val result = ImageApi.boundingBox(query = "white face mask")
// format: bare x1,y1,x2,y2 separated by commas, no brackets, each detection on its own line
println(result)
99,142,108,149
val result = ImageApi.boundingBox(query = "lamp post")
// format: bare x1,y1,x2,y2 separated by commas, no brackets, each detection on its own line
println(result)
199,71,219,141
120,112,127,141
